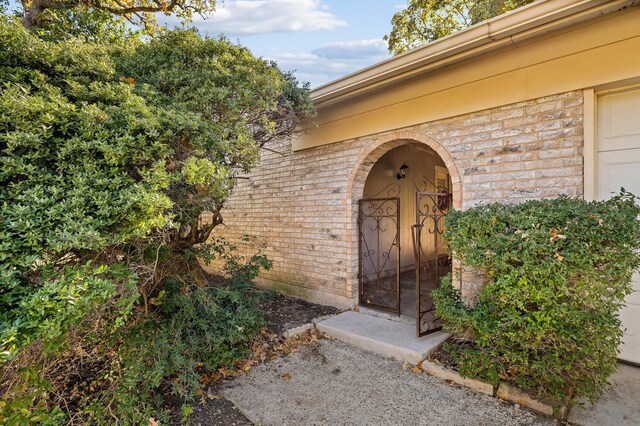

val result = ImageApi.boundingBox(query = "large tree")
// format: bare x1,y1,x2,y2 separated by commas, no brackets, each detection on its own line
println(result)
385,0,535,54
0,15,312,359
19,0,215,30
0,8,313,421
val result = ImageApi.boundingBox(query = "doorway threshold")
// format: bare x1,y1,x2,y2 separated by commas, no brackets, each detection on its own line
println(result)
316,310,450,364
357,305,414,325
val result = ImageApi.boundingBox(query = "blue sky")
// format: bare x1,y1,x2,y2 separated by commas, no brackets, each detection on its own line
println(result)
164,0,404,87
8,0,404,87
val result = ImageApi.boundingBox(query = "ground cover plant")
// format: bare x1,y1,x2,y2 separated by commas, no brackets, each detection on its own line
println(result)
433,192,640,405
0,9,313,423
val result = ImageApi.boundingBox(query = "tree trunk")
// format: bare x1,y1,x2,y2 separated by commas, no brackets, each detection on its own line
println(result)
22,0,47,28
21,0,77,29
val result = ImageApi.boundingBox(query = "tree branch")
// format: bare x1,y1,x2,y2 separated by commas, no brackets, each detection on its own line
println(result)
21,0,181,29
22,0,79,28
97,0,179,16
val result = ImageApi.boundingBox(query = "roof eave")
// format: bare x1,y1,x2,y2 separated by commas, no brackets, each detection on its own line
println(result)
311,0,638,105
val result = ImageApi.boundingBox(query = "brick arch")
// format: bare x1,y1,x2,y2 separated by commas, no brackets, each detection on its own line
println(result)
347,130,462,210
343,130,462,302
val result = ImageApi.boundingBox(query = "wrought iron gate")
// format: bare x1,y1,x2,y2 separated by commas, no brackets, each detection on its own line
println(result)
412,189,452,336
358,197,401,314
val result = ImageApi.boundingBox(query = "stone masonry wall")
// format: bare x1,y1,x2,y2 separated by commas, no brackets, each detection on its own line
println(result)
204,90,584,308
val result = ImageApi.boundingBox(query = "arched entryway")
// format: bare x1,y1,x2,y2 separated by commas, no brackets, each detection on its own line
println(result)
348,134,461,337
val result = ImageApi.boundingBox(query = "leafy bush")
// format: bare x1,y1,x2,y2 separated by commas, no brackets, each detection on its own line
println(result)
84,249,270,424
0,14,311,360
0,243,270,424
0,264,138,364
433,192,640,403
0,14,172,356
0,13,310,424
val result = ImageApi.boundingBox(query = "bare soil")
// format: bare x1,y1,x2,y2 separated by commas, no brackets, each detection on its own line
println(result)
181,396,252,426
259,292,340,335
429,337,473,370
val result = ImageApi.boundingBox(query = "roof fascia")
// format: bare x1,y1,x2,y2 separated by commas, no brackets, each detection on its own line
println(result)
311,0,638,106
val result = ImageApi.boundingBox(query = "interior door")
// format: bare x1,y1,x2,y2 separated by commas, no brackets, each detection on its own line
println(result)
598,88,640,364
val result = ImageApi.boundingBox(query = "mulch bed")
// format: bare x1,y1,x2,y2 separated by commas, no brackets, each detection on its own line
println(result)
179,396,252,426
428,337,470,370
259,293,340,335
171,293,341,425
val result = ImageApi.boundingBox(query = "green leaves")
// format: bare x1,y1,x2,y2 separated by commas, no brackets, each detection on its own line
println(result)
0,263,138,364
433,192,640,403
96,246,267,424
0,15,310,423
113,28,313,233
0,17,172,290
385,0,535,54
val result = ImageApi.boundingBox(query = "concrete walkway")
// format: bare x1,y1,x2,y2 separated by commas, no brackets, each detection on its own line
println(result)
317,310,450,364
568,363,640,426
221,339,552,425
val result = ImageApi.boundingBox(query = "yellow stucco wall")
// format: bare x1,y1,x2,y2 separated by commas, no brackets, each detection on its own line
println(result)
295,5,640,151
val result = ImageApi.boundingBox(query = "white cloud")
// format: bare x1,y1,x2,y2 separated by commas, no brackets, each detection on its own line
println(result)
267,39,391,88
312,39,389,60
177,0,347,36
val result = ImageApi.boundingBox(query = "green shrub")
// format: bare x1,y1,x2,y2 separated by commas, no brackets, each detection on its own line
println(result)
0,14,307,424
85,257,269,424
0,14,311,362
433,192,640,403
0,15,173,358
93,245,271,424
0,243,269,425
0,263,138,364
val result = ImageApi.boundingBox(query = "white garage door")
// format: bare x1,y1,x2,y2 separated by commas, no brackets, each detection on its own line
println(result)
597,88,640,365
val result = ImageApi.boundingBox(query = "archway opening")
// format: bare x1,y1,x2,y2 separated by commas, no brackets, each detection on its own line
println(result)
358,142,453,336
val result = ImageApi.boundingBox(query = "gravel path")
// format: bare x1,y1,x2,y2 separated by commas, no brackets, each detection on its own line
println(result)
221,338,555,426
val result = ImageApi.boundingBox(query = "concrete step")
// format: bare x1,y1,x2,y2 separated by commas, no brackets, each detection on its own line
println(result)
357,306,415,325
316,310,450,364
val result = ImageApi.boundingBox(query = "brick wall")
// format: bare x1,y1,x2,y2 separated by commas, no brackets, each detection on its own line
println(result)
204,90,584,308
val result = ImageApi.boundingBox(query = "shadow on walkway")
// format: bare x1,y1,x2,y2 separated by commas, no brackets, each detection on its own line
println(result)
568,363,640,426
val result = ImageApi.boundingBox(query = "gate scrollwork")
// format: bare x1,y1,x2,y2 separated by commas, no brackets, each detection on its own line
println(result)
413,190,452,336
358,197,400,314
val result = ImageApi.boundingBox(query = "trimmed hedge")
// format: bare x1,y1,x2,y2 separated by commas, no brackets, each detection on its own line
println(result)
433,192,640,403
